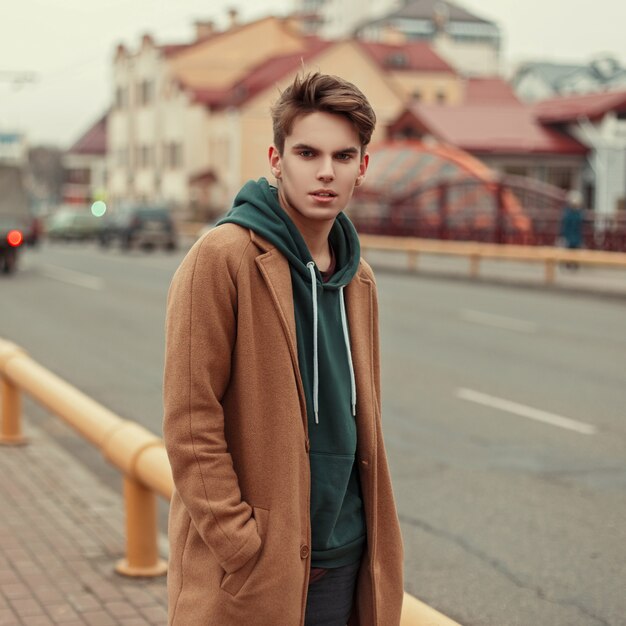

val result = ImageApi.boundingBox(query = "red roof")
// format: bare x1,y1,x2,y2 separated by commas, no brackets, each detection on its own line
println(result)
188,38,332,110
465,77,520,104
534,89,626,123
160,43,193,57
67,114,107,155
189,86,233,107
394,104,587,155
358,41,456,73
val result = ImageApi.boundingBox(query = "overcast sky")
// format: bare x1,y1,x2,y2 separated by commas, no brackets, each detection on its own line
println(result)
1,0,625,148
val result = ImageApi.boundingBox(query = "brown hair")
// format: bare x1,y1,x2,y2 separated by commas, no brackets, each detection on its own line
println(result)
271,72,376,155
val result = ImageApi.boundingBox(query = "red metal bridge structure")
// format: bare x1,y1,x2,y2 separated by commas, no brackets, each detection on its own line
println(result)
351,141,626,252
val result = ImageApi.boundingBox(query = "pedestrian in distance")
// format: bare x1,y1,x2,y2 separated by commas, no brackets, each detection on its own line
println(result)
163,72,404,626
559,189,585,269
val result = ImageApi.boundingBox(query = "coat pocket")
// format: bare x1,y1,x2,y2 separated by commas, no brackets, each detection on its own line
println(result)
220,506,269,597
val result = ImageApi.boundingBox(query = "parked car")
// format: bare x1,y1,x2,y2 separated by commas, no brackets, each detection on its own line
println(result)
0,216,25,274
46,210,102,241
98,205,178,251
0,164,30,273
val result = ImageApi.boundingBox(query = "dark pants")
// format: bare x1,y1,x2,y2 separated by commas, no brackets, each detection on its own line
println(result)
304,561,361,626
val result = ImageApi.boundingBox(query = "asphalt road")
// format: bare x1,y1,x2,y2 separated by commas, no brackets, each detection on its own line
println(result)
2,241,625,626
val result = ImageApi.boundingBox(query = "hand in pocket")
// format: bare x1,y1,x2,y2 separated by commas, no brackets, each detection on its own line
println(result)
220,506,269,596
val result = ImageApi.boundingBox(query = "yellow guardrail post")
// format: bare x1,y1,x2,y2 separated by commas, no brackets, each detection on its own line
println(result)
545,257,557,284
117,475,167,577
0,341,27,445
469,253,480,278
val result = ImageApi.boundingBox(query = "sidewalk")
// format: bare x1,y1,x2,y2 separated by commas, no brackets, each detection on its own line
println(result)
0,422,168,626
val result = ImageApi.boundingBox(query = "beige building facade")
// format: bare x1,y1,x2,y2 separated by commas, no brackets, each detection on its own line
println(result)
106,14,465,216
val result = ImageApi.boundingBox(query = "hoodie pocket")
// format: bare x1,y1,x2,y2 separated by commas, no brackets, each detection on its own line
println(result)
309,452,362,551
220,506,269,597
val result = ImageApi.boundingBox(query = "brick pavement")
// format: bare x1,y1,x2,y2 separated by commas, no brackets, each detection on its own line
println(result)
0,423,168,626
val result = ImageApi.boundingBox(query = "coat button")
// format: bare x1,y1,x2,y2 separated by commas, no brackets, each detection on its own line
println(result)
300,545,310,559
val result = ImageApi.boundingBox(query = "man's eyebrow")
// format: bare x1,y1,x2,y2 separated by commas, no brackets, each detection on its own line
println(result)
290,143,359,154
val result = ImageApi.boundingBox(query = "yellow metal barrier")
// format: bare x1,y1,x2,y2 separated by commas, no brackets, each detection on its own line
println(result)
0,337,462,625
359,234,626,285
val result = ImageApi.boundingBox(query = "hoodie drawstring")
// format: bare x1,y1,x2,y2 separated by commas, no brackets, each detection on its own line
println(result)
339,287,357,417
307,262,357,424
307,262,319,424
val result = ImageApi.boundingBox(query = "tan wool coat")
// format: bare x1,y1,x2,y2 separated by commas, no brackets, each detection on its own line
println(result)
163,224,404,625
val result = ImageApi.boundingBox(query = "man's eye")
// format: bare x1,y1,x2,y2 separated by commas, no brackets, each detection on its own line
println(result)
299,150,314,158
336,153,353,161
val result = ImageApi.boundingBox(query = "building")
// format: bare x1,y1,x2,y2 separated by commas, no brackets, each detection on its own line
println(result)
389,88,626,216
0,131,28,166
63,114,107,205
107,13,466,215
352,0,501,76
388,100,588,193
297,0,398,38
513,56,626,103
107,15,310,213
534,90,626,216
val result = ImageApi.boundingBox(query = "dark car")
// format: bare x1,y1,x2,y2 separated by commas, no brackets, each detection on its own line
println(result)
46,210,102,241
98,206,178,251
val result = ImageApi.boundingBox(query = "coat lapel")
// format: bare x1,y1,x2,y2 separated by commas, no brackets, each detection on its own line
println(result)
253,234,308,425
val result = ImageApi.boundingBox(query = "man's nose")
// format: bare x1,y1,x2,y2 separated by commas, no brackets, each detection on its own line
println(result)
317,157,335,181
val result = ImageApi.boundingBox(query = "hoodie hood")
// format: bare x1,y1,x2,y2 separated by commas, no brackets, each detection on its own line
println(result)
219,178,360,287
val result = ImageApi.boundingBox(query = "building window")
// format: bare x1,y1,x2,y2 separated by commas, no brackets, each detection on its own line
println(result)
137,80,154,106
163,142,183,169
546,166,574,190
115,86,127,109
117,147,128,167
411,89,422,102
436,91,446,104
135,145,154,168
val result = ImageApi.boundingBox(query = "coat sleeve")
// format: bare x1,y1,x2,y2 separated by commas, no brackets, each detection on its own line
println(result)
163,232,261,575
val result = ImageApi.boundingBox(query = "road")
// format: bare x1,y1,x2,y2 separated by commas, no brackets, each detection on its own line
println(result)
2,241,625,626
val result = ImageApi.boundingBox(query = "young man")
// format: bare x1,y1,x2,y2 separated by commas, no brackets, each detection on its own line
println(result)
163,73,403,626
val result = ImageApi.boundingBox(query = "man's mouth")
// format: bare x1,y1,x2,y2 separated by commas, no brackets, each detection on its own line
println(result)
310,190,337,199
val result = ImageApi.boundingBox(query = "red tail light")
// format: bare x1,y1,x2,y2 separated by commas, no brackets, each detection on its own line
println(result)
7,230,23,247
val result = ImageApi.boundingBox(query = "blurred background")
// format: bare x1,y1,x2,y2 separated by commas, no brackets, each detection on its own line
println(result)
1,0,626,244
1,2,626,625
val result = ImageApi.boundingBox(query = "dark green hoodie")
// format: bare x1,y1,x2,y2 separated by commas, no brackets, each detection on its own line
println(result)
219,178,366,568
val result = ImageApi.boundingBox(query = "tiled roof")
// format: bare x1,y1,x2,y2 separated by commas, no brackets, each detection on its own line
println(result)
395,104,587,155
189,38,456,110
361,0,494,27
533,89,626,123
358,40,456,73
67,114,107,155
188,38,332,109
465,77,519,104
160,43,193,57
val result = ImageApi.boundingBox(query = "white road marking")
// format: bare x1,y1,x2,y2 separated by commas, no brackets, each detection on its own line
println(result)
40,265,104,291
456,388,597,435
460,309,537,333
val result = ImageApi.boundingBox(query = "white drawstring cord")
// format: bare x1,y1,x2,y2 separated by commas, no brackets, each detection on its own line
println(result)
306,262,319,424
339,287,357,416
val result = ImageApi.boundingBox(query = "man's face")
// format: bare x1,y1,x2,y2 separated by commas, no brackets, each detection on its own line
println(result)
268,111,369,229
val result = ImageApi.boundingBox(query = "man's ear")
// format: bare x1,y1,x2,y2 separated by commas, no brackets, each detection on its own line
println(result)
268,145,282,180
355,152,370,187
